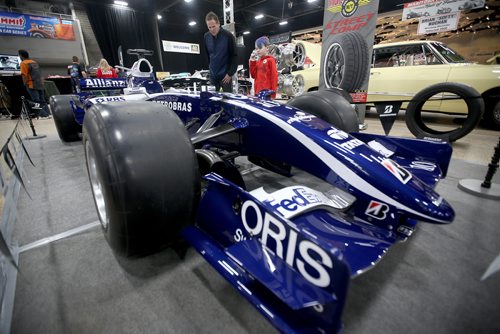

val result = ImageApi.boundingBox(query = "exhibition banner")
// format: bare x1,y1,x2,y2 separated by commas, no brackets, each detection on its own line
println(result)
0,11,75,40
269,31,292,44
320,0,380,104
417,12,459,34
402,0,485,21
162,40,200,54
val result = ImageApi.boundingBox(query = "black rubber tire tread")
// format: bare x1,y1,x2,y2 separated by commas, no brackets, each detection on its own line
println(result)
483,97,500,131
83,102,200,257
405,82,484,142
49,95,82,142
287,88,359,132
323,31,369,92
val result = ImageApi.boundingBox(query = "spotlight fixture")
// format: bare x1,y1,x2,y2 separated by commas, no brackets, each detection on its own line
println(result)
184,0,192,2
255,14,264,19
188,21,196,26
157,14,162,20
279,21,288,25
243,31,250,35
114,0,128,6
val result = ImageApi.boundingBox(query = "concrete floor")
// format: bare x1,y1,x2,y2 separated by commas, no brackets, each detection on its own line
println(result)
1,107,500,334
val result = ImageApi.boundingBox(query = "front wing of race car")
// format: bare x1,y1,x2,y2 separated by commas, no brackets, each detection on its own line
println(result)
183,172,399,333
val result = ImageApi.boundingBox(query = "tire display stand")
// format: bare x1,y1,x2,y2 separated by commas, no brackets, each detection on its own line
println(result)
458,137,500,200
20,97,46,140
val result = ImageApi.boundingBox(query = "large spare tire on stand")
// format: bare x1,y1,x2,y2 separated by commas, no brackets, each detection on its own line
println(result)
83,102,200,257
405,83,484,142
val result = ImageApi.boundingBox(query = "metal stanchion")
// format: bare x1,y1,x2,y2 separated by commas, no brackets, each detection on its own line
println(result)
458,137,500,200
21,96,46,140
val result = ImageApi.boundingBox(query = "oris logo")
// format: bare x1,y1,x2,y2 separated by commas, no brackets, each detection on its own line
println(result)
240,200,333,288
94,97,126,103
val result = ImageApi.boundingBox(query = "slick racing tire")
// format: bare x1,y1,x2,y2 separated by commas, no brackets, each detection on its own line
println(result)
405,83,484,142
83,102,200,257
49,95,82,142
287,88,359,132
323,31,369,92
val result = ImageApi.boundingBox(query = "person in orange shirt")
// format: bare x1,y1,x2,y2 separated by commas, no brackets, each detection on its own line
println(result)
96,58,118,78
249,36,278,99
18,49,51,119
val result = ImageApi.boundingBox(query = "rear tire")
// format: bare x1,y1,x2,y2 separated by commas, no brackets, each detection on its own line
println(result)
49,95,81,142
83,102,200,257
287,88,359,132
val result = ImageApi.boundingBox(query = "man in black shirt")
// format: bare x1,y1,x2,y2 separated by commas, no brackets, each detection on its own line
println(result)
204,11,237,92
67,56,87,93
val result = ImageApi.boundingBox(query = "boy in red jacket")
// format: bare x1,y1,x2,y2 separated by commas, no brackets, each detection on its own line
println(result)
249,36,278,98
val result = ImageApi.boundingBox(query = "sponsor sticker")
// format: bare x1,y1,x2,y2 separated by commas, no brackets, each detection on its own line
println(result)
381,159,412,184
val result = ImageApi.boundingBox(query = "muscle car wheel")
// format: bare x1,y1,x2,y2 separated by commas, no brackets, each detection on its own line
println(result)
287,88,359,132
483,99,500,130
83,102,200,257
405,83,484,142
49,95,82,142
323,31,369,92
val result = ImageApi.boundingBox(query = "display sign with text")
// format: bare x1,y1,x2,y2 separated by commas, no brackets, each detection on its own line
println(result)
417,12,459,34
402,0,485,21
320,0,380,105
162,40,200,54
0,11,75,40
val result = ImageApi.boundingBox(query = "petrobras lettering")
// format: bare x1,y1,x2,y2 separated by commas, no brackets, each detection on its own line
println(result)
156,100,192,112
82,78,128,89
287,111,315,124
240,200,333,288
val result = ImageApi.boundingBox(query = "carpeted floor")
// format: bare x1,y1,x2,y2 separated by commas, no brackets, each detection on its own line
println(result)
10,126,500,334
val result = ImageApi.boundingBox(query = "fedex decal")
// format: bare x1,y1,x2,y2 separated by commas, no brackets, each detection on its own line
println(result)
240,200,333,288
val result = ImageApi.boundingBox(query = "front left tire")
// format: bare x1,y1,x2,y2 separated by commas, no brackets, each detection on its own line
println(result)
83,102,200,257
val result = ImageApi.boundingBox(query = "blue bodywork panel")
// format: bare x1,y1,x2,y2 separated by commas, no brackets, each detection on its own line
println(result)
69,77,454,333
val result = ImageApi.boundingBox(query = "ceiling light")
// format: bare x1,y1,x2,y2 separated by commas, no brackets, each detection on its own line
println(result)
189,21,196,26
279,21,288,25
157,14,162,20
114,1,128,6
255,14,264,19
243,31,250,35
184,0,192,2
307,0,317,2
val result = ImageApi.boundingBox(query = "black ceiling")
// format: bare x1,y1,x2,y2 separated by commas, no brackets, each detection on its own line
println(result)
75,0,415,36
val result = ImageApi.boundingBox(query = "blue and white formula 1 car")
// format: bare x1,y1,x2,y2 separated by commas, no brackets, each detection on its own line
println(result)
50,72,454,332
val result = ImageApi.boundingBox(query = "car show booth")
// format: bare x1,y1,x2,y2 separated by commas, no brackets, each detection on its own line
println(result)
0,0,499,333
